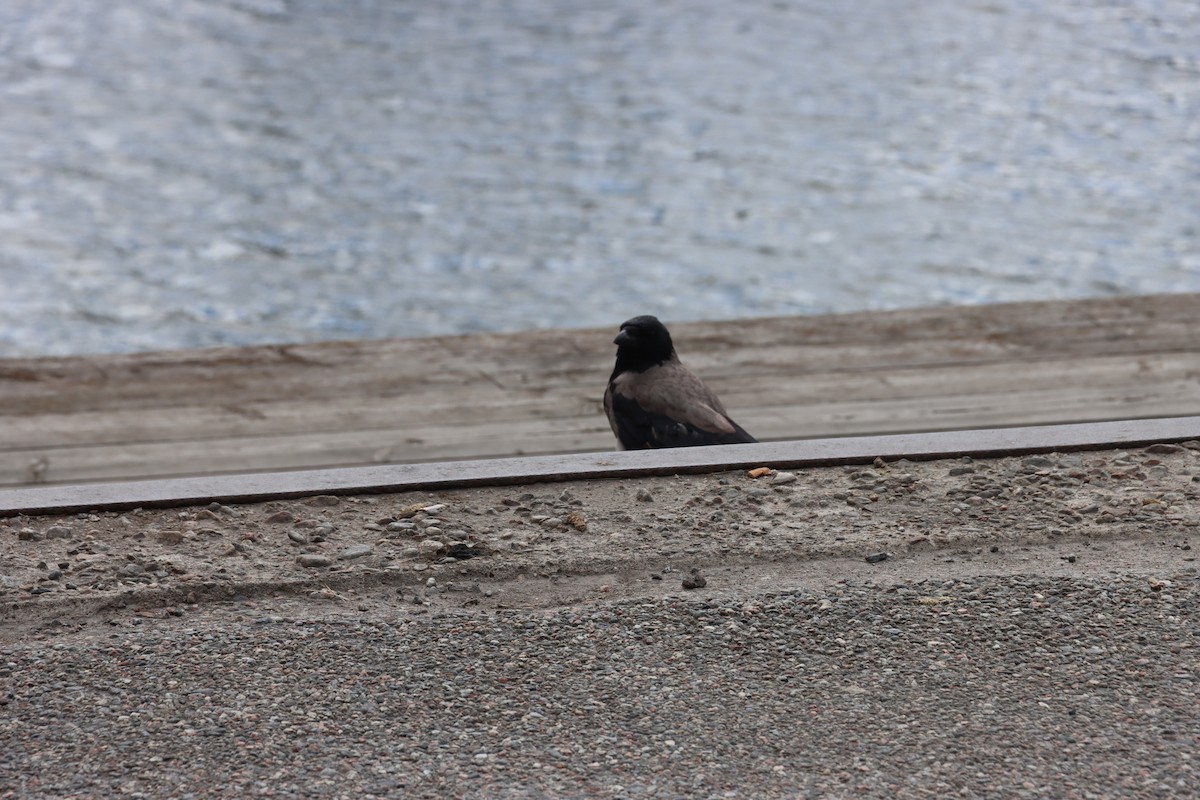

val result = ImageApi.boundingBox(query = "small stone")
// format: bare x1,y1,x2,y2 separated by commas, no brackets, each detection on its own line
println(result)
17,528,43,541
417,539,446,556
117,563,145,578
45,525,74,540
306,495,342,507
422,504,447,514
540,517,563,528
387,521,416,532
682,569,706,590
771,472,798,486
865,552,889,564
156,530,185,545
1145,443,1183,454
266,510,295,524
297,554,333,569
287,530,310,545
444,542,486,560
636,488,654,502
948,466,975,476
338,544,373,560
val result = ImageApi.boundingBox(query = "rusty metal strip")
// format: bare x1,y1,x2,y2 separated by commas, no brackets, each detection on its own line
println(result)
2,416,1197,517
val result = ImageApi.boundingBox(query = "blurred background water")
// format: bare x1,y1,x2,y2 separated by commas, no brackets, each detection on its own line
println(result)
0,0,1197,356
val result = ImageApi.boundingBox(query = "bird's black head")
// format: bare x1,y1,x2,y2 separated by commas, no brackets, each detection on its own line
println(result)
611,315,676,375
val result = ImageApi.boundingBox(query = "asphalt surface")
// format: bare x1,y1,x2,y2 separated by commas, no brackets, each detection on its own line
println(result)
2,567,1195,799
3,445,1198,798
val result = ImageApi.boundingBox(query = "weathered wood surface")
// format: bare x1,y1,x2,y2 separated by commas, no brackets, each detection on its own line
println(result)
5,417,1199,517
2,294,1198,485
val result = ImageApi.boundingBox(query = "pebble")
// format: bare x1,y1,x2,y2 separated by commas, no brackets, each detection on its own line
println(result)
865,552,889,564
444,543,484,560
296,554,333,569
417,539,446,556
287,530,310,545
682,569,707,590
637,488,654,502
338,544,373,560
45,525,74,540
771,472,798,486
266,510,295,524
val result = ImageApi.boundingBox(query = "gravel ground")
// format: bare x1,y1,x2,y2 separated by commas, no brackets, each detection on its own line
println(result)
2,445,1198,797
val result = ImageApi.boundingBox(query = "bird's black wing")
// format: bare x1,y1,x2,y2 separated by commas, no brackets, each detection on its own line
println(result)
607,390,757,450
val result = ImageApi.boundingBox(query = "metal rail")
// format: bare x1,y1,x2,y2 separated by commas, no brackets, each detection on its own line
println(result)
2,417,1197,517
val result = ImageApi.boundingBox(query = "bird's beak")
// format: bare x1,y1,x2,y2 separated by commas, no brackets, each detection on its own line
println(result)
613,329,633,346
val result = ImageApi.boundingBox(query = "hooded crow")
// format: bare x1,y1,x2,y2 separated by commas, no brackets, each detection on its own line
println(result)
603,315,757,450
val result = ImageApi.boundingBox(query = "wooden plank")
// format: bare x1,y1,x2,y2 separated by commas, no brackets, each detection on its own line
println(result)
3,381,1196,486
3,293,1197,411
3,351,1195,451
3,417,1199,517
2,294,1199,486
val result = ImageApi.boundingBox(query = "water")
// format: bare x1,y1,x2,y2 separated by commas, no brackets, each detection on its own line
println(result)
1,0,1197,356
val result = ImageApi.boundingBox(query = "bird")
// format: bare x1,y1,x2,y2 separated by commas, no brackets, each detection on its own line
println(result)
603,315,757,450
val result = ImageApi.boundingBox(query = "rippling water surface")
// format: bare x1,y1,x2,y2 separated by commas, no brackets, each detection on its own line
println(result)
1,0,1197,355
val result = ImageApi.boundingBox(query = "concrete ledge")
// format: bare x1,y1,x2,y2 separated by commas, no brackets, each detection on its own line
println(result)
2,416,1198,517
